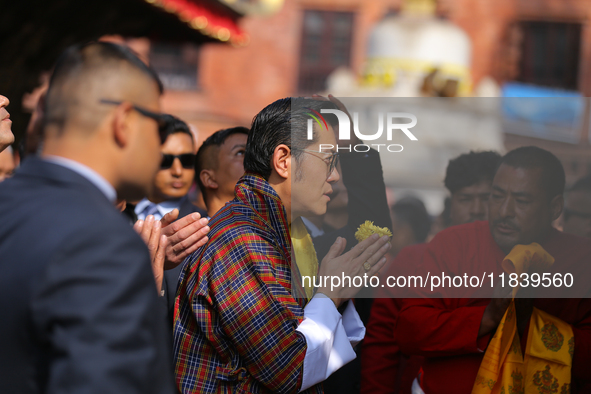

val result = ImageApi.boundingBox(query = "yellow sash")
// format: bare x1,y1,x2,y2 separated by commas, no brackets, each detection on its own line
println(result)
290,218,319,300
472,244,574,394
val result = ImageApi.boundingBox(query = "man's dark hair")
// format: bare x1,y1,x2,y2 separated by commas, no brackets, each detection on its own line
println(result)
45,41,163,131
195,126,249,193
391,196,432,243
500,146,565,200
244,97,339,180
162,115,193,143
50,41,163,93
444,151,501,195
569,174,591,193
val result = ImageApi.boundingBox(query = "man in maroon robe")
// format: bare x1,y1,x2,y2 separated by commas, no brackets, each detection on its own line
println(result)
361,151,501,394
395,147,591,394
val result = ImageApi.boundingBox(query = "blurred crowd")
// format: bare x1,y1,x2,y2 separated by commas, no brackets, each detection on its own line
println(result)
0,41,590,394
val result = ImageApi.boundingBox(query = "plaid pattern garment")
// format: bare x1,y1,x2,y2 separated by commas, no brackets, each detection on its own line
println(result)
173,173,323,394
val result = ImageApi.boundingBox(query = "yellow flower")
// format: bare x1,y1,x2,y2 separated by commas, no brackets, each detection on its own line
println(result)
355,220,392,242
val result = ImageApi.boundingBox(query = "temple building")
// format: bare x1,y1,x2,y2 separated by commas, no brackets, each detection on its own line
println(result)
5,0,591,211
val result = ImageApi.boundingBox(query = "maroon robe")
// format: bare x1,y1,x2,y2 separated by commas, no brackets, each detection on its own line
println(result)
395,221,591,394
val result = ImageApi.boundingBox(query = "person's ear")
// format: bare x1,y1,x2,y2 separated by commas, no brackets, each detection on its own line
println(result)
550,194,564,222
272,144,290,180
200,169,218,189
111,102,134,147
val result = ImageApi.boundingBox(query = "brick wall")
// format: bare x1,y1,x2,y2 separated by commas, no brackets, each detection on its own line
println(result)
161,0,591,159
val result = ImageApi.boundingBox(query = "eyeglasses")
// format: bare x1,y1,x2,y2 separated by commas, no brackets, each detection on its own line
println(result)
294,148,340,178
161,153,196,169
99,99,170,144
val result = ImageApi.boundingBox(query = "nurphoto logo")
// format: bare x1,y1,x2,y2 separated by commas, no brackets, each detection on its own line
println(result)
305,108,418,153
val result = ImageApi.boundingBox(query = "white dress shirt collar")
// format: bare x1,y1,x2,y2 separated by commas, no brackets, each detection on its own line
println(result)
43,155,117,203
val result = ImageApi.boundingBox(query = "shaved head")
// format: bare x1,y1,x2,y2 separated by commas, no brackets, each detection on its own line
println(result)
45,42,163,135
41,41,166,202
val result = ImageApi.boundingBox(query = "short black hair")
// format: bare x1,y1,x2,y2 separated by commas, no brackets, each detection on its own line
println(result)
500,146,565,200
162,114,193,143
569,174,591,193
195,126,249,194
391,196,432,243
45,41,163,130
444,151,501,194
244,97,339,180
50,41,163,93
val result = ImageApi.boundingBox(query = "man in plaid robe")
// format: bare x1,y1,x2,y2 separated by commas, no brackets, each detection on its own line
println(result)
173,97,391,394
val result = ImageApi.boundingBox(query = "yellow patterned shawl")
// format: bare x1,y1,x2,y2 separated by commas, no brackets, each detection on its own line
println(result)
290,217,319,300
472,244,574,394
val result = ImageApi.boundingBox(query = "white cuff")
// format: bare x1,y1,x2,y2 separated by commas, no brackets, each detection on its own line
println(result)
296,296,365,391
341,299,365,347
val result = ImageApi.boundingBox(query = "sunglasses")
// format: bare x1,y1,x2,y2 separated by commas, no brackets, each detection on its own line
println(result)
294,148,340,179
99,99,170,144
161,153,196,169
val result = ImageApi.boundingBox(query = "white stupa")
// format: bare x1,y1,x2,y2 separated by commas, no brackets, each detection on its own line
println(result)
362,0,471,96
326,0,504,214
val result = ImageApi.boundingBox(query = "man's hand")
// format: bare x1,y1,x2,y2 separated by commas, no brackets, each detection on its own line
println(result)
479,281,512,337
316,234,391,307
134,215,167,293
160,209,210,270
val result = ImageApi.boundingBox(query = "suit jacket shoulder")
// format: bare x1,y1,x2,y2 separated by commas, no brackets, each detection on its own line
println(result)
0,158,175,394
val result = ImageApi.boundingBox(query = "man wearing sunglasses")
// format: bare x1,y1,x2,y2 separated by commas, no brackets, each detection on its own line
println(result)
135,115,203,222
134,115,207,318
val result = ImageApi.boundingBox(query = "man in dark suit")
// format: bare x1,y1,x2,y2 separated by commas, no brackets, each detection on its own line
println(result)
0,42,178,393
